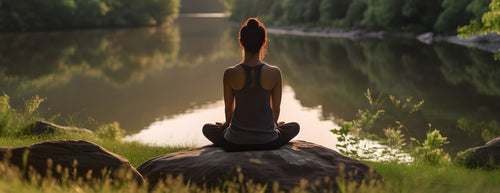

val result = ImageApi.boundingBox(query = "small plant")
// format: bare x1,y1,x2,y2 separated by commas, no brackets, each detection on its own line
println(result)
380,121,407,161
331,89,428,162
411,124,450,165
0,94,46,136
0,94,12,135
331,89,385,159
331,122,362,158
23,95,45,117
96,122,126,141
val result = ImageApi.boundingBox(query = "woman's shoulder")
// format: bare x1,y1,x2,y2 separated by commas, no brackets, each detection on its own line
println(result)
262,63,281,74
223,64,243,79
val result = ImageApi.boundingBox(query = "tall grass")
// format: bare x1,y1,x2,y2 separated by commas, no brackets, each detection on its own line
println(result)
1,93,499,193
0,158,498,193
0,93,190,167
0,94,45,136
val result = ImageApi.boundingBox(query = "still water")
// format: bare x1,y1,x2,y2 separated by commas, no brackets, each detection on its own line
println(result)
1,16,499,155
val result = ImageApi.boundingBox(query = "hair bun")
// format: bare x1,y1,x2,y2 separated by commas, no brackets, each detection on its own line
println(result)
247,19,259,30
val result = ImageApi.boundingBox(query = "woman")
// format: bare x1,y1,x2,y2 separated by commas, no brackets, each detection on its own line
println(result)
202,18,300,152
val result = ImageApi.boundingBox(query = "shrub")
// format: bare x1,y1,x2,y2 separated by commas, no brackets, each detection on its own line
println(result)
96,122,126,141
412,127,450,165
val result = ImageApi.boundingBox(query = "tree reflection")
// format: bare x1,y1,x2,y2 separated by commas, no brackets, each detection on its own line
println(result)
0,27,180,95
458,117,500,142
436,43,500,96
267,35,500,153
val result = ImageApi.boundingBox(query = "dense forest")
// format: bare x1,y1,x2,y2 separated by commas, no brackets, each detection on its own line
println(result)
0,0,179,31
224,0,492,34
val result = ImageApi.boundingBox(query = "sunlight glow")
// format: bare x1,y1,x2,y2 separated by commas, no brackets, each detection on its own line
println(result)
124,86,340,148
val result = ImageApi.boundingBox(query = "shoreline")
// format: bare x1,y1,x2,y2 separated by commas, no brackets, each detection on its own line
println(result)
267,26,500,54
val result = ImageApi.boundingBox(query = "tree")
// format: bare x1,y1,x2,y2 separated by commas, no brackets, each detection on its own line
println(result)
458,0,500,37
345,0,367,27
401,0,442,32
319,0,350,24
434,0,471,33
361,0,404,29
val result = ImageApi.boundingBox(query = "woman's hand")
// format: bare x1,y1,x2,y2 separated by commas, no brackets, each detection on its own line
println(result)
216,122,230,130
276,121,285,127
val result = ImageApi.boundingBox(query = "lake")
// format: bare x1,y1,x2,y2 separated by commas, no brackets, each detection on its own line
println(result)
1,16,499,156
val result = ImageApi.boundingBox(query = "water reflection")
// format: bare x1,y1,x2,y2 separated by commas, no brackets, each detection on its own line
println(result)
0,27,179,93
125,86,340,148
0,17,499,154
0,18,236,133
266,35,500,153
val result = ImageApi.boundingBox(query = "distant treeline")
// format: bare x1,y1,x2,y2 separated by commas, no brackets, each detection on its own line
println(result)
0,0,179,31
224,0,491,34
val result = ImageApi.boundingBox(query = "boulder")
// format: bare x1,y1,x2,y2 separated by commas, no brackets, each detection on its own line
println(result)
457,136,500,168
0,140,143,184
31,120,92,135
137,140,382,192
417,32,434,44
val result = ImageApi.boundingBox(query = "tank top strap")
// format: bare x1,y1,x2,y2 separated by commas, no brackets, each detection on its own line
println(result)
240,63,265,89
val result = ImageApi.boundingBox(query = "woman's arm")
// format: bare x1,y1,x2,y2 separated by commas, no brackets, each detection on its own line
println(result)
271,67,282,125
222,68,235,129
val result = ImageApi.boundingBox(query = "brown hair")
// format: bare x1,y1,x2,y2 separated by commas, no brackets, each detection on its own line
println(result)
239,18,267,56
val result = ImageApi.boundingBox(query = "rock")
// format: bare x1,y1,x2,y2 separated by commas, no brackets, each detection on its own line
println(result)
456,136,500,168
137,140,382,192
417,32,434,44
0,140,144,184
466,32,500,43
31,120,92,135
472,136,500,167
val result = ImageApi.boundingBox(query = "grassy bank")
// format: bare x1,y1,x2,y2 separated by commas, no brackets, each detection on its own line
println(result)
0,137,499,193
1,124,499,193
0,134,189,167
368,161,500,193
1,94,499,192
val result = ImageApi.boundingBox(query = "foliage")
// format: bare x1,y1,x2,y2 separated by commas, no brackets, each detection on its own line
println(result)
330,89,452,164
0,0,180,31
331,89,384,159
459,0,500,36
0,94,12,135
0,94,45,136
361,0,405,29
467,0,492,21
319,0,350,24
224,0,491,33
344,0,367,27
434,0,472,33
411,126,450,165
382,123,406,160
279,0,322,25
331,121,364,158
330,89,419,161
96,122,126,141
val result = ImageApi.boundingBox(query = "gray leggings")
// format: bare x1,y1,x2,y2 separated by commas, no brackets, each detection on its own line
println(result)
202,122,300,152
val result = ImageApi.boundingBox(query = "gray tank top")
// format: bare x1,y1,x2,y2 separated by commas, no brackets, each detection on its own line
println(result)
224,63,278,144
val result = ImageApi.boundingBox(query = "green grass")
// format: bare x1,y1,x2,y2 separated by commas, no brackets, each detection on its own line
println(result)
1,134,499,193
0,133,190,167
1,94,499,192
365,161,500,193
